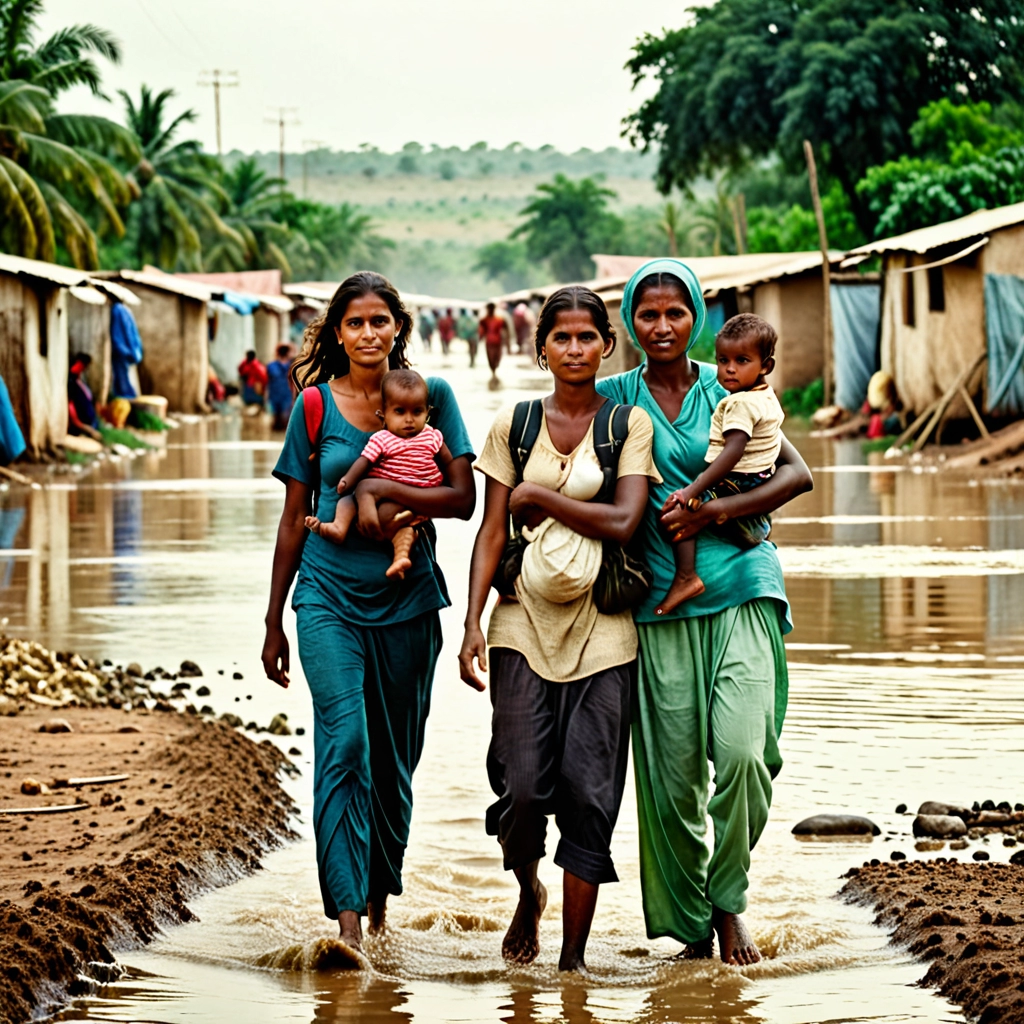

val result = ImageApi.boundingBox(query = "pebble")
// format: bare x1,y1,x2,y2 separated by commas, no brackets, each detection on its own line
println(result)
1010,849,1024,866
288,747,302,756
973,850,990,861
295,727,305,736
232,672,243,680
917,801,970,819
196,685,210,697
895,803,907,814
890,850,906,861
39,718,73,734
179,660,203,677
20,778,42,796
915,839,945,852
949,839,969,850
267,714,291,736
125,663,143,678
1003,837,1017,847
792,814,881,837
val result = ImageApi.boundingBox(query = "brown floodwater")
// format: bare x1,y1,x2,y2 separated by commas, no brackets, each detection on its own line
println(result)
4,346,1023,1024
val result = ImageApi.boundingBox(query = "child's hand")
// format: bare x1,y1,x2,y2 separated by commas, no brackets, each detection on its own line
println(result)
336,477,349,495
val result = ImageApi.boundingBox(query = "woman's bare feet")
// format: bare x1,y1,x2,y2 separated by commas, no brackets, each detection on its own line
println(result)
502,877,547,964
338,909,363,952
305,515,350,545
367,896,387,935
655,574,706,616
712,908,761,965
676,936,714,960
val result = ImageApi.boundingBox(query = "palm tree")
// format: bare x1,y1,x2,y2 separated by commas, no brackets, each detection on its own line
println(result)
0,0,138,267
118,85,238,271
203,156,293,274
283,199,394,280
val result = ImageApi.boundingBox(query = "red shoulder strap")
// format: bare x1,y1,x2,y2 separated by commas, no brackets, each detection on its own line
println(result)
303,384,324,448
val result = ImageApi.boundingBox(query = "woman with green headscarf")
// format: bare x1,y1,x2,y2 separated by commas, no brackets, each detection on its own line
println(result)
596,259,813,965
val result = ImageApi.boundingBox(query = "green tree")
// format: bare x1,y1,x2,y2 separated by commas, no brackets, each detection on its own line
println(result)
118,85,236,271
512,174,624,281
624,0,1024,236
747,181,862,251
278,198,393,280
473,239,533,292
204,156,291,274
0,0,138,266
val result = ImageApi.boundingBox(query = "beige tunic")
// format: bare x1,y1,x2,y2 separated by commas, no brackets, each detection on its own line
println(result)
705,384,784,473
474,404,662,682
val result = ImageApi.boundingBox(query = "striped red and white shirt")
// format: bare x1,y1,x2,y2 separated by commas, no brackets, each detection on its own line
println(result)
361,425,444,487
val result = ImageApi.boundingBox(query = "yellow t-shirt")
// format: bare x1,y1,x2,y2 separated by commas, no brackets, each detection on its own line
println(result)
474,404,662,683
705,384,784,473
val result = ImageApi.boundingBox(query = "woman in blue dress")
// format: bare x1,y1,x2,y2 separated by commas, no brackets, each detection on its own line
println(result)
262,271,476,957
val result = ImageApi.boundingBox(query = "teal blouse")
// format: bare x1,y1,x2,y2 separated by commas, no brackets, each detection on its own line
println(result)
597,364,792,631
273,377,474,627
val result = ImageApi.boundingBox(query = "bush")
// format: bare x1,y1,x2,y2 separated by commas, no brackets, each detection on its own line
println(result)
781,378,824,418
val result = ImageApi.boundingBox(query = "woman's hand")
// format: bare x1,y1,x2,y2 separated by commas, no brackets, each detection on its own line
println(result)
262,623,290,688
660,497,726,543
508,481,547,530
458,626,488,692
661,482,701,514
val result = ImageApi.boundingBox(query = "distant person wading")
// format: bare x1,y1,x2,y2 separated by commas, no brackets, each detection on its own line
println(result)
263,272,476,959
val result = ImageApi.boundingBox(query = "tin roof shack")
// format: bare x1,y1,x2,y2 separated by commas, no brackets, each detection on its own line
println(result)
590,253,879,399
66,279,141,407
95,271,212,413
0,255,94,456
844,202,1024,426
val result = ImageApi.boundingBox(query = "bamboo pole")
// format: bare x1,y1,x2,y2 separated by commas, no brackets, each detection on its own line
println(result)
804,140,833,406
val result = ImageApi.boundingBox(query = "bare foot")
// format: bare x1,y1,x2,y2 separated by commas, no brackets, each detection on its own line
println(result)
367,896,387,935
338,909,363,952
655,574,706,616
385,557,412,579
502,879,547,964
558,950,590,975
712,908,761,966
674,936,714,960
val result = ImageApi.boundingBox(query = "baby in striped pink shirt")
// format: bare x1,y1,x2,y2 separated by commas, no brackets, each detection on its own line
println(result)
306,369,453,579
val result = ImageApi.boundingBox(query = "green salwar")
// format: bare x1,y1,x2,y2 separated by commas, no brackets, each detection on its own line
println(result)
632,598,788,944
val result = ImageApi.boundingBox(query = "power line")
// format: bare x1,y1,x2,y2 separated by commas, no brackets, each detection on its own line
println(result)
198,70,239,157
266,108,300,205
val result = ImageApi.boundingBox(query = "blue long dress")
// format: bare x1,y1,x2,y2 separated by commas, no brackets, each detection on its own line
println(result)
274,378,473,918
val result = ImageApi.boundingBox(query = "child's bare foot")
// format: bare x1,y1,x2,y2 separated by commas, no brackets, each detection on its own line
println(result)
655,574,705,615
502,878,547,964
385,556,412,579
305,515,349,545
712,908,761,966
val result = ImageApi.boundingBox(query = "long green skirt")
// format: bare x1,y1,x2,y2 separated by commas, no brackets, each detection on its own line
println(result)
633,598,787,944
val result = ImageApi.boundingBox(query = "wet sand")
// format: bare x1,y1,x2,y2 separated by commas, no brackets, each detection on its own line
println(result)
0,705,297,1024
841,859,1024,1023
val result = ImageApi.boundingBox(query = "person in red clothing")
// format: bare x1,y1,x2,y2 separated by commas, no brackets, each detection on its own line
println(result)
478,302,510,388
437,308,457,356
238,350,268,407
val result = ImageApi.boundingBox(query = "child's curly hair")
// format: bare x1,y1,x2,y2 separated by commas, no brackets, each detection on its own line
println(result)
717,313,777,363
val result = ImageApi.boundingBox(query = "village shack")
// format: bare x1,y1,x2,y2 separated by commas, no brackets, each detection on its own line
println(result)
94,270,212,413
0,254,113,456
589,252,878,402
842,201,1024,422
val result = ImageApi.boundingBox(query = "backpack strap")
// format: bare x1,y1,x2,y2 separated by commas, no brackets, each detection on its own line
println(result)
593,401,633,503
508,399,543,486
302,384,326,514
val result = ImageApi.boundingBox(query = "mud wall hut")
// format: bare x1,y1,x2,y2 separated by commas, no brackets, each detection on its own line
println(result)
843,202,1024,420
95,271,212,413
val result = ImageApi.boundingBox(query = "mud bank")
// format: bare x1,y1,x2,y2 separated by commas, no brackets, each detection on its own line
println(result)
0,706,298,1024
841,859,1024,1023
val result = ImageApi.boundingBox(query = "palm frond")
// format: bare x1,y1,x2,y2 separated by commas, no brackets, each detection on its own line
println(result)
0,153,54,260
46,112,140,163
34,23,122,66
0,79,49,132
0,157,38,257
38,179,98,268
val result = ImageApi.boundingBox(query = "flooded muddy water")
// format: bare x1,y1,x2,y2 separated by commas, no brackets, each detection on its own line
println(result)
4,348,1023,1023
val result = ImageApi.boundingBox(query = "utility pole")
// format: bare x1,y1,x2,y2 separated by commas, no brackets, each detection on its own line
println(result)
266,108,300,206
804,139,834,407
197,69,239,156
302,139,328,199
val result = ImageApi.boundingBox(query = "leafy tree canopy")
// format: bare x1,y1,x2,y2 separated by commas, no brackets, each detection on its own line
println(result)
624,0,1024,235
512,174,624,282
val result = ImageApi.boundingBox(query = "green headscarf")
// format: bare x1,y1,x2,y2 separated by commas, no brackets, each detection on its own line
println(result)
621,258,707,353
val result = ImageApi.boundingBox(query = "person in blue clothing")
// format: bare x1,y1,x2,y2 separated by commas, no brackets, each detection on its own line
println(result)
110,301,144,399
266,343,295,431
262,271,476,961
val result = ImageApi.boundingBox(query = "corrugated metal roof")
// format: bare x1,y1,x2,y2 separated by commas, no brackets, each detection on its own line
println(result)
88,279,140,306
114,269,213,302
846,202,1024,257
0,253,92,288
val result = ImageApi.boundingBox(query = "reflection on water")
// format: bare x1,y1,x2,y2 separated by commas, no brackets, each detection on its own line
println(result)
12,351,1024,1022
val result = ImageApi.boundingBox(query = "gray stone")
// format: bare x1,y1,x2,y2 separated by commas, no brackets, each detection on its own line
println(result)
39,718,73,734
792,814,880,837
917,801,971,819
267,713,291,736
1010,849,1024,866
125,662,143,678
913,814,967,839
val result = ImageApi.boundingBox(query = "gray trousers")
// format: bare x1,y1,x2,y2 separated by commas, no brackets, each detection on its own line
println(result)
485,649,633,886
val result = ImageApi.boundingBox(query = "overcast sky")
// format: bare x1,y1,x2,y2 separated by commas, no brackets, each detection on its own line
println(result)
40,1,699,155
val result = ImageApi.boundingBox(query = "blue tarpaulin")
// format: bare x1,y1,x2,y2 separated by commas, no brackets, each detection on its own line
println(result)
0,372,26,465
831,283,881,411
110,301,144,399
220,291,260,315
984,273,1024,416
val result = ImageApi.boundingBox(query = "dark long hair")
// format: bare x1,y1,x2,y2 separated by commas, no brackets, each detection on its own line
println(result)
290,271,413,390
629,271,696,322
533,286,617,369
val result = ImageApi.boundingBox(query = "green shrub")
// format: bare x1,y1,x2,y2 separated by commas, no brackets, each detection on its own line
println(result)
781,378,824,418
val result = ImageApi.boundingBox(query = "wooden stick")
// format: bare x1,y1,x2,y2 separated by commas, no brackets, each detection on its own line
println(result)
804,140,833,407
959,385,991,440
51,773,130,788
0,465,35,487
889,400,939,453
0,803,90,816
911,353,988,453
